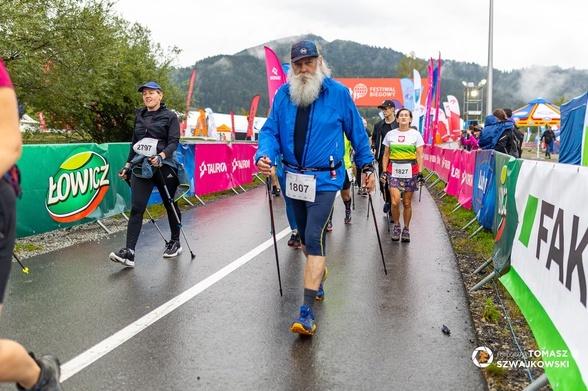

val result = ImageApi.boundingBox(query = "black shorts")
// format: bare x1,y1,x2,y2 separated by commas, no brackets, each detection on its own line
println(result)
0,180,17,304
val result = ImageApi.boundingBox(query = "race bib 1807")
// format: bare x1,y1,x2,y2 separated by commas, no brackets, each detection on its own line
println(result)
286,172,316,202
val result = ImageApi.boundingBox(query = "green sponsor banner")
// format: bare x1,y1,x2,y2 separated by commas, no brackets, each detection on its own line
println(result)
491,153,522,272
500,269,586,391
16,143,131,238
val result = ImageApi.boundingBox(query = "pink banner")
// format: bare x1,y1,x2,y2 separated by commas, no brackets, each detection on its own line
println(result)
429,145,439,173
445,149,462,197
457,150,476,210
436,147,452,183
249,144,259,174
230,143,256,186
195,143,232,196
264,46,288,109
422,145,433,171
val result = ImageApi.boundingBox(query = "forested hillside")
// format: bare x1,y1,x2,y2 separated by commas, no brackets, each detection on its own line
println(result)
171,34,588,125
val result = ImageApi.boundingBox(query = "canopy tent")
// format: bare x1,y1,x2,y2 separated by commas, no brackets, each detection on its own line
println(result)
512,98,560,127
559,92,588,165
216,124,232,132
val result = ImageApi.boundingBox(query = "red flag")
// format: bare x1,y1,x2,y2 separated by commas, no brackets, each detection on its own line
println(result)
264,46,287,109
246,94,260,140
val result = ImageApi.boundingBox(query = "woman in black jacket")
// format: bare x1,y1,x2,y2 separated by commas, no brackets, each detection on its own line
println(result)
110,82,183,268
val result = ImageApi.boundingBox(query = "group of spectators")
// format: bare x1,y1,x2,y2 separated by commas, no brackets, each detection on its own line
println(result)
459,108,557,159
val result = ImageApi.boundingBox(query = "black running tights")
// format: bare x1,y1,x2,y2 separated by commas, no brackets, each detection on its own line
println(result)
126,165,181,250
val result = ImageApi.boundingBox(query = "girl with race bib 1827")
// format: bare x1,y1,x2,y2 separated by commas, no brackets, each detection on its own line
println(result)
380,108,424,243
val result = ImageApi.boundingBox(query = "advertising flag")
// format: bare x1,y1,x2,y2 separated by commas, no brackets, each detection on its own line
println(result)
264,46,287,109
181,68,197,136
447,95,462,140
412,70,423,131
423,59,434,144
246,94,261,140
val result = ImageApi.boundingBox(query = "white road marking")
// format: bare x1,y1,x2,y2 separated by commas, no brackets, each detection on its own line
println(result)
60,227,290,381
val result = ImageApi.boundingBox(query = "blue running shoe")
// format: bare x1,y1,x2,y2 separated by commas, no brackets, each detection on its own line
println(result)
344,208,352,224
316,267,328,301
290,305,316,336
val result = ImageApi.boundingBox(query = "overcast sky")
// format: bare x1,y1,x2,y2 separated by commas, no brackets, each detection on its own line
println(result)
112,0,587,72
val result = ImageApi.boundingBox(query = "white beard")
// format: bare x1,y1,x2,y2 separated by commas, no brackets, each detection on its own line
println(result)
288,66,326,107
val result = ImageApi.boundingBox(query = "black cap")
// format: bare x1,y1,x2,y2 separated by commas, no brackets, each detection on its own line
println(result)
377,100,395,109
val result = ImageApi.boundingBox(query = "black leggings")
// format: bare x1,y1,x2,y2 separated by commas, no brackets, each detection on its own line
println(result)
0,180,16,304
126,165,181,250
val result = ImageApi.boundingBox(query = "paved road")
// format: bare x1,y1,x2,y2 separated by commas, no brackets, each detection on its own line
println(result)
1,185,487,390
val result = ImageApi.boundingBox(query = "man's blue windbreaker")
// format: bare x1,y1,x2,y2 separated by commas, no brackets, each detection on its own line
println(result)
255,77,373,192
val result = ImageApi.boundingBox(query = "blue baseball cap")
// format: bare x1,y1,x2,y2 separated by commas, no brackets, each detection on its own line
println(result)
137,81,162,92
291,40,320,63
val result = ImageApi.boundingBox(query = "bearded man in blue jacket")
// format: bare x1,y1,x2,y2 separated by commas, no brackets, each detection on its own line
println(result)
255,40,376,336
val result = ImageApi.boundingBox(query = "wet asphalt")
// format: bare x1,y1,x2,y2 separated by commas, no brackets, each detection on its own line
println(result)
1,185,487,391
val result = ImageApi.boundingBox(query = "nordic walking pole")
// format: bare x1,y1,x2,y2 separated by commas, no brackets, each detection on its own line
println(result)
156,168,196,259
125,179,168,245
351,175,355,210
265,175,283,296
12,253,29,274
365,172,388,275
418,173,424,202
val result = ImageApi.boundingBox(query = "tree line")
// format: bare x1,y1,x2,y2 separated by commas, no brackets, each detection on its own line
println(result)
4,4,588,143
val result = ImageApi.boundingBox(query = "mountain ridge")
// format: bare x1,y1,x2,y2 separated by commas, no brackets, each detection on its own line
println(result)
171,34,588,124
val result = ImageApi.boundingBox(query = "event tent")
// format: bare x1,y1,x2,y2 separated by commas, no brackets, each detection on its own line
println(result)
559,92,588,165
512,98,560,127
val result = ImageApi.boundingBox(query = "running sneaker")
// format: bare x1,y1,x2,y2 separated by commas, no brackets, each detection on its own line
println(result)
316,267,328,301
326,220,333,232
401,227,411,242
287,232,297,246
293,234,301,248
357,187,367,195
290,305,316,336
163,239,183,258
344,208,352,224
391,224,401,242
109,248,135,267
17,353,63,391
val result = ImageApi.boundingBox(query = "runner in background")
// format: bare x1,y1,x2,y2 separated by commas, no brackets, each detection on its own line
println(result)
326,135,354,231
381,108,424,243
110,81,189,268
371,100,398,212
0,58,63,390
